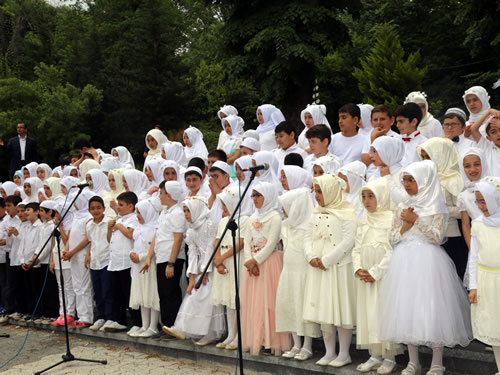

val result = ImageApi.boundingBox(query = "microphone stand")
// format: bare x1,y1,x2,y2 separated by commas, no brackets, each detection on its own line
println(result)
29,185,107,374
196,169,259,375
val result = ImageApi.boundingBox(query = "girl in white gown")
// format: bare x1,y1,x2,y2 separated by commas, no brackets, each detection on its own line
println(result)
377,161,472,375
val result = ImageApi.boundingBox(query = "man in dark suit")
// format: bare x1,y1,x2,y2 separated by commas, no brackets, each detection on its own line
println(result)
0,123,38,176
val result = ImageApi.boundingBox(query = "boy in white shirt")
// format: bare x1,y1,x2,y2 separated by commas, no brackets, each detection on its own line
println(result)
330,103,366,165
0,198,6,319
395,103,428,167
470,108,500,177
141,181,186,330
442,108,473,156
273,121,308,168
303,125,333,172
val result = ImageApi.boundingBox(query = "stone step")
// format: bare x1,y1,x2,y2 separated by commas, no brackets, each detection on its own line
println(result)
6,319,497,375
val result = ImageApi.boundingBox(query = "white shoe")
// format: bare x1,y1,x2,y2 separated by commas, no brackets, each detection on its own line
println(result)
282,346,300,359
138,328,158,338
377,359,396,374
89,319,106,331
102,321,127,332
356,356,382,372
162,326,185,340
126,326,141,336
294,348,313,361
0,316,8,324
328,355,352,368
99,320,115,332
425,365,445,375
402,362,421,375
315,355,335,366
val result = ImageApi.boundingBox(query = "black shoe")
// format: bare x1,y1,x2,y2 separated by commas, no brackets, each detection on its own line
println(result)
261,348,273,355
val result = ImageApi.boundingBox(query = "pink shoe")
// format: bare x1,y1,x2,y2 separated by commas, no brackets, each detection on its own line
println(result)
65,315,75,324
51,315,65,326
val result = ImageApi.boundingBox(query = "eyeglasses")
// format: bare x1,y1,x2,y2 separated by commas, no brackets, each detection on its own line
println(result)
474,199,486,205
443,123,462,128
251,193,262,198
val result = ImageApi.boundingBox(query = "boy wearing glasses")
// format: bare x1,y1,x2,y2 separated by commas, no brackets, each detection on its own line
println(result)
442,108,473,155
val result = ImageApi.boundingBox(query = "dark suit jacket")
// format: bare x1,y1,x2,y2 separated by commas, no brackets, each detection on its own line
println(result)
3,136,38,175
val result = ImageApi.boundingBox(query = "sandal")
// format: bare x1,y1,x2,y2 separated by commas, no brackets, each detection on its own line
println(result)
356,356,382,372
282,346,300,359
294,348,312,361
377,359,396,374
425,365,445,375
401,362,421,375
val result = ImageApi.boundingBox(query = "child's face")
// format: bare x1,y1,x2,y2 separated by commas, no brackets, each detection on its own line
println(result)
463,155,482,181
210,170,229,189
89,201,105,219
314,184,325,207
207,157,218,170
183,133,192,147
136,209,145,224
17,206,26,221
5,202,16,216
0,189,6,199
403,175,418,195
86,174,93,185
112,150,119,158
251,190,264,209
224,121,232,136
475,191,490,216
108,173,116,190
396,116,417,135
417,103,427,117
338,112,358,133
163,167,177,182
23,169,30,179
37,168,46,180
39,208,51,221
275,131,295,150
369,147,385,167
25,207,38,222
117,200,134,216
183,206,192,223
185,174,202,193
24,183,31,196
443,116,464,138
13,175,22,185
465,94,482,114
280,170,289,191
486,125,500,147
313,165,324,178
70,169,78,178
0,206,5,218
144,167,154,182
221,201,230,217
361,189,377,213
38,191,45,203
147,135,158,150
371,112,394,130
122,176,129,191
419,149,431,161
337,172,350,193
304,112,314,128
308,137,329,157
44,185,52,198
240,146,254,156
159,188,169,205
235,164,245,182
61,185,68,195
257,109,264,124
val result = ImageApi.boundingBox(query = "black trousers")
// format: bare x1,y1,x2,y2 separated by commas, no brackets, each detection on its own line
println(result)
0,262,7,309
110,269,141,327
6,265,26,314
38,264,59,318
156,259,184,327
442,234,469,280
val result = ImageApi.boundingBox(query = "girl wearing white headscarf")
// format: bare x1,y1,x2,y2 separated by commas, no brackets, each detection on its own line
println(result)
251,151,281,191
417,137,467,279
312,155,341,177
216,104,239,150
23,162,38,179
79,159,100,181
111,146,135,169
303,174,357,368
161,142,187,168
404,91,445,138
211,187,251,350
220,115,244,168
467,177,500,373
276,188,321,361
183,126,208,162
1,181,21,198
129,200,161,338
100,157,124,173
36,163,53,181
86,169,110,196
378,161,472,375
164,196,225,345
463,86,491,126
123,169,149,201
43,177,63,200
233,156,255,216
256,104,286,151
144,129,168,166
352,178,401,373
102,168,126,219
279,165,311,191
23,177,43,203
338,161,367,219
63,165,78,178
299,104,331,151
357,103,374,138
240,182,291,356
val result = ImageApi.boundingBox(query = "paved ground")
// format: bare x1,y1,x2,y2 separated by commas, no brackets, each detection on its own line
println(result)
0,325,263,374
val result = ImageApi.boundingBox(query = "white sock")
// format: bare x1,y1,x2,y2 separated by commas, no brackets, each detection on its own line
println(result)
140,307,150,330
292,333,301,349
320,328,337,361
493,346,500,373
223,308,237,345
407,344,420,366
368,348,382,361
303,336,313,352
334,327,352,362
430,346,443,367
148,309,160,332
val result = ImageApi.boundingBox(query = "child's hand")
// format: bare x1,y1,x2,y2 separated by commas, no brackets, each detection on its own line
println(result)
201,272,209,286
165,264,175,279
139,257,150,274
317,258,327,271
49,262,55,274
129,252,140,264
217,264,227,275
186,279,195,295
109,200,118,212
84,253,91,269
356,269,368,278
244,258,257,272
62,250,71,261
147,186,159,195
251,263,260,276
208,178,222,195
401,207,418,224
371,127,388,142
8,226,18,236
108,220,116,230
380,165,390,177
309,258,323,268
214,254,223,267
469,289,477,304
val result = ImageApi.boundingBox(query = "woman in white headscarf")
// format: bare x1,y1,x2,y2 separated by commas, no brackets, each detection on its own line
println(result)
404,91,444,138
338,161,367,219
111,146,135,169
216,105,239,149
377,161,472,375
256,104,286,151
299,104,331,151
183,126,208,162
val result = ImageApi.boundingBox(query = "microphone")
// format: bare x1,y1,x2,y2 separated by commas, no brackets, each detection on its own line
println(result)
241,163,269,173
76,183,91,189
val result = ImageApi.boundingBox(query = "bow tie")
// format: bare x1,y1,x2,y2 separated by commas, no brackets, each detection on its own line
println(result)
402,132,420,142
452,136,460,143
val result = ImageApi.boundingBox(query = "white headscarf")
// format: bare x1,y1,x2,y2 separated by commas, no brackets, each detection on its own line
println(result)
162,142,187,167
218,187,240,215
144,159,165,186
240,137,261,152
300,104,331,129
87,169,110,195
252,181,280,220
243,129,259,141
63,165,78,178
474,177,500,226
183,196,210,230
100,157,124,172
459,147,487,188
160,160,185,184
23,177,43,203
217,105,238,120
372,136,405,177
252,151,281,187
313,155,341,175
184,126,208,162
463,86,491,123
404,91,436,131
222,115,244,141
357,103,374,137
359,177,393,229
123,169,149,198
234,156,252,186
23,162,39,178
133,200,158,250
145,129,168,156
279,187,314,230
400,160,448,217
312,174,356,222
339,161,367,203
107,168,126,197
256,104,285,133
1,181,20,197
44,177,62,199
60,176,80,193
111,146,135,169
36,163,53,181
281,165,311,190
79,159,100,180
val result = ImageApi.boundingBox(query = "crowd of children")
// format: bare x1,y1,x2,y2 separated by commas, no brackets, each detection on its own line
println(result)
0,85,499,375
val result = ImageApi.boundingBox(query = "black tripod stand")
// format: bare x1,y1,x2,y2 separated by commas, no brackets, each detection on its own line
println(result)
30,186,107,374
196,169,259,375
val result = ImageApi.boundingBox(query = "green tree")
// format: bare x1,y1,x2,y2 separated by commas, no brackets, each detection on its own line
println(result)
353,23,426,109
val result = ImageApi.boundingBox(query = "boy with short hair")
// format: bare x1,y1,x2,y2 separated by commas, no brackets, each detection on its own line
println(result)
442,108,473,155
141,181,186,331
395,102,427,167
207,150,227,170
187,157,211,198
304,124,333,172
240,137,261,156
104,191,139,332
470,108,500,176
273,121,308,168
184,167,210,199
284,153,304,168
330,103,366,165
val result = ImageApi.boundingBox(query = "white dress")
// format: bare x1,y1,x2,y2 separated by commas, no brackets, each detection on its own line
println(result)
302,213,357,331
211,216,249,309
275,222,321,337
377,210,473,347
129,239,160,311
